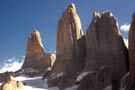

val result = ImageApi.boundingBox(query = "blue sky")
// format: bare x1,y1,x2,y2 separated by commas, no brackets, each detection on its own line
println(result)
0,0,135,60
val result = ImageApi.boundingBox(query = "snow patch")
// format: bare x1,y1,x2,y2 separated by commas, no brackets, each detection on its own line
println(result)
64,85,79,90
120,72,129,90
14,76,62,90
123,38,128,48
20,68,39,74
15,76,49,89
103,85,112,90
77,72,89,81
51,72,65,79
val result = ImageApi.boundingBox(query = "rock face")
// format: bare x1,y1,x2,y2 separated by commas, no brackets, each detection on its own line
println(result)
77,66,111,90
81,12,129,90
47,3,85,89
22,30,56,73
126,12,135,90
1,76,24,90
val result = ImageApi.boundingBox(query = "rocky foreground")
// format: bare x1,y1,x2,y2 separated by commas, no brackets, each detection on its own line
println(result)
0,3,135,90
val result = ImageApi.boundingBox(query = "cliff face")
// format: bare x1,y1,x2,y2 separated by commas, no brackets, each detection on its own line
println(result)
126,12,135,90
47,3,85,88
78,12,129,90
85,12,128,78
22,31,55,73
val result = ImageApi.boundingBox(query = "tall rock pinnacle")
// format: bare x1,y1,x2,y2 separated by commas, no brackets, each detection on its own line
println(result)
21,30,55,73
79,12,129,90
126,12,135,90
47,3,85,89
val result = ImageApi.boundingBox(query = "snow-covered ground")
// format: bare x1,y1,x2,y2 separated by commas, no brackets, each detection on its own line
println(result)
15,75,48,90
0,57,78,90
0,75,78,90
0,63,128,90
15,75,78,90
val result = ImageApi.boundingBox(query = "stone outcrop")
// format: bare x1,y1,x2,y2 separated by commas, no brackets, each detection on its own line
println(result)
126,12,135,90
77,66,111,90
21,30,56,73
47,3,85,89
81,12,129,90
1,76,24,90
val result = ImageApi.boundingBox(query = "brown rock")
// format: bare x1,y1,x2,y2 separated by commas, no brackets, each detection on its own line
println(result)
21,30,56,73
47,3,85,89
83,11,129,90
1,76,24,90
126,12,135,90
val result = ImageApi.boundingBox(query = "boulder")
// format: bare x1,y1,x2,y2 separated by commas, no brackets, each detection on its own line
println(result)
126,12,135,90
83,11,129,90
47,3,85,89
1,76,24,90
21,30,56,73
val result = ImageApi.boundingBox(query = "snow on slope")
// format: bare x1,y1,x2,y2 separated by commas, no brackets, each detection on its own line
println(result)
0,75,77,90
0,57,24,73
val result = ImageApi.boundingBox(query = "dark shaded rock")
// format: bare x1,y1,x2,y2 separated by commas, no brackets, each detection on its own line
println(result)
126,12,135,90
0,72,14,83
47,3,85,89
77,66,111,90
83,11,129,90
15,68,41,77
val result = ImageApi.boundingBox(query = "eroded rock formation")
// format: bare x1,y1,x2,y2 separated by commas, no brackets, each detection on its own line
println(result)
47,3,85,89
21,30,56,73
1,76,24,90
126,12,135,90
79,12,129,90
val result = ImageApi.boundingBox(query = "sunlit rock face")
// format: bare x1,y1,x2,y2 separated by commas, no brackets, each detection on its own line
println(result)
22,30,56,73
1,76,24,90
47,3,85,89
126,12,135,90
80,12,129,90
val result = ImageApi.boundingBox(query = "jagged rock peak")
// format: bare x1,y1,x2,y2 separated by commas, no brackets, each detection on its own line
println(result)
126,11,135,90
29,30,44,49
63,3,83,39
31,30,40,35
66,3,76,14
82,11,129,90
93,11,101,18
21,30,56,74
93,11,113,18
91,11,120,36
47,3,85,89
102,11,113,17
